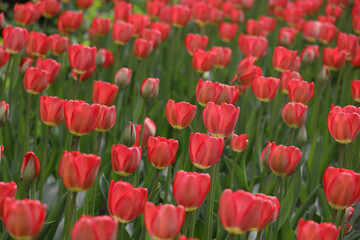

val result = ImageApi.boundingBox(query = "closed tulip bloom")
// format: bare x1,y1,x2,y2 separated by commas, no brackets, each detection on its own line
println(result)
133,117,156,148
319,65,330,84
203,102,240,137
90,17,110,36
170,4,191,27
146,1,165,18
40,96,65,127
211,46,232,69
59,151,101,192
41,0,61,18
133,38,153,59
195,79,222,106
189,132,224,169
58,11,83,34
184,33,209,55
0,182,17,219
147,136,179,169
280,70,302,94
114,68,132,89
26,31,50,58
282,102,308,128
0,101,9,127
114,2,132,22
14,2,41,26
145,202,185,239
352,48,360,68
77,0,94,10
318,15,336,24
3,199,46,240
229,9,244,24
72,67,95,82
140,78,160,102
192,2,210,26
192,49,216,73
209,8,224,25
0,48,10,68
69,44,96,75
112,22,133,45
325,4,342,18
2,25,28,55
238,34,268,60
36,58,61,84
218,22,238,42
72,215,118,240
303,20,321,42
49,34,69,56
150,22,171,42
95,49,114,68
173,170,211,211
273,46,298,72
301,45,320,64
127,14,151,37
253,193,280,231
231,133,248,152
165,100,197,129
19,57,33,73
111,144,141,177
260,142,273,171
92,81,118,106
93,104,116,132
24,67,49,94
288,80,314,104
64,100,97,136
328,104,360,144
141,29,162,49
351,80,360,102
108,180,147,223
337,33,358,60
215,83,239,105
246,19,265,36
21,152,40,190
283,6,303,26
259,15,276,34
319,22,338,44
235,57,262,85
353,15,360,34
268,144,302,177
235,83,249,95
278,27,297,47
297,218,340,240
252,76,279,102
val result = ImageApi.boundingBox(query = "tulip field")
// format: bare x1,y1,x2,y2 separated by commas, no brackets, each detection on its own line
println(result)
2,0,360,239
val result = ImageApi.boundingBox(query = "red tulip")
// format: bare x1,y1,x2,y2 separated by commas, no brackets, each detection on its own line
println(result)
280,70,302,94
0,182,17,219
150,22,171,42
184,33,209,55
3,199,46,239
127,14,151,37
209,8,224,25
318,15,336,24
26,31,50,58
49,34,69,56
211,46,232,69
0,13,3,29
57,11,83,34
252,193,281,231
93,104,116,132
252,76,279,102
246,19,265,36
108,180,147,223
114,2,132,22
195,79,222,107
259,15,276,34
203,102,240,137
144,202,185,239
319,65,330,84
0,101,9,127
95,48,114,68
301,45,320,64
283,5,303,26
19,57,33,73
92,81,118,106
282,102,308,128
170,5,191,27
238,34,268,60
24,67,49,94
192,2,210,26
69,44,96,75
278,27,297,47
325,4,342,18
140,78,160,102
351,80,360,102
192,49,216,73
141,29,161,49
235,57,262,85
231,133,248,152
112,21,133,45
21,152,40,190
133,117,156,148
2,25,28,54
147,136,179,169
146,1,165,18
297,218,340,240
40,0,61,18
229,9,244,24
173,170,211,211
179,236,200,240
35,58,61,84
111,144,141,177
90,16,110,36
72,215,118,240
72,67,95,82
40,96,66,127
14,2,41,26
189,132,224,169
64,100,97,136
77,0,94,10
319,22,338,44
165,99,196,129
58,151,101,192
260,142,274,171
133,38,153,59
288,80,314,104
218,22,238,42
267,143,302,177
216,83,239,105
114,67,132,89
337,32,358,60
0,48,10,68
303,20,322,42
273,46,298,72
353,15,360,34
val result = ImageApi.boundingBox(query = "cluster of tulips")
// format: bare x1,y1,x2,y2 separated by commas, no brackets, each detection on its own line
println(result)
1,0,360,239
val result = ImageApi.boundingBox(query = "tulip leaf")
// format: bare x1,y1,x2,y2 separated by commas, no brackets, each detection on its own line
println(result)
100,173,110,201
318,189,332,221
279,219,296,240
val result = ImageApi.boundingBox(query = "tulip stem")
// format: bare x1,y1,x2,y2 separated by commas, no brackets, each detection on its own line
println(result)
337,209,346,237
73,75,80,99
256,231,262,240
262,173,270,194
1,55,12,100
181,211,190,235
20,93,33,177
245,232,250,240
163,165,172,203
73,136,80,151
345,142,353,169
230,152,239,189
287,128,295,146
39,126,51,201
337,144,345,168
189,210,197,238
274,177,284,240
149,168,161,202
331,209,338,224
229,233,236,240
95,132,103,156
64,191,77,240
204,162,219,240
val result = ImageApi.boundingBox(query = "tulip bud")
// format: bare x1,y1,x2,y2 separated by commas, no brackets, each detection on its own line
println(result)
0,101,9,127
260,142,272,171
231,133,248,152
111,144,141,176
121,121,136,146
140,78,160,102
297,125,307,145
297,218,340,240
19,57,33,74
114,68,132,89
318,65,329,84
21,152,40,190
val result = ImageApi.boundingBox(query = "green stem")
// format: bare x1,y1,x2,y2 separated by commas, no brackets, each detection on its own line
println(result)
115,90,125,142
38,126,51,201
73,75,80,99
287,128,295,146
204,163,219,240
64,192,78,240
189,210,197,238
274,177,284,240
181,211,190,235
345,143,353,169
338,144,345,168
1,55,12,100
245,232,250,240
95,132,103,156
163,165,172,204
334,67,344,104
21,93,33,174
331,209,338,224
90,132,103,215
337,209,346,238
255,231,262,240
229,233,236,240
73,135,80,151
149,169,161,202
262,173,270,194
230,152,239,189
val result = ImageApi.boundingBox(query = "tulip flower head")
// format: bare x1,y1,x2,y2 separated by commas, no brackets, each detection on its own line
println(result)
72,215,118,240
